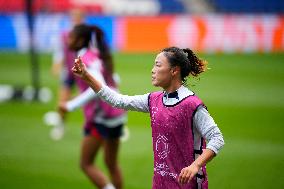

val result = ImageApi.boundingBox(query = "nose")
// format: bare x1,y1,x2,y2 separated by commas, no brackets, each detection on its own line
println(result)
151,67,155,74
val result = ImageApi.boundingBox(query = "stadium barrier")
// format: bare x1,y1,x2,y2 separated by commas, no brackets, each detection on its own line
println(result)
0,14,283,53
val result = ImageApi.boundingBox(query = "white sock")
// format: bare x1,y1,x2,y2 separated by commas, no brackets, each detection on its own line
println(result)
102,183,116,189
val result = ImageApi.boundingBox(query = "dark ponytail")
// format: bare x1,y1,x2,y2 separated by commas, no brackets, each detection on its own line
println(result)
182,48,207,77
90,25,114,76
162,47,207,84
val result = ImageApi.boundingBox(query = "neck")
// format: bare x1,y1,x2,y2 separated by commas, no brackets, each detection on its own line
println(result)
163,81,182,93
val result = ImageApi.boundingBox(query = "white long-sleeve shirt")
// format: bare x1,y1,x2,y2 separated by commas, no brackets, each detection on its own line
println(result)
97,85,224,154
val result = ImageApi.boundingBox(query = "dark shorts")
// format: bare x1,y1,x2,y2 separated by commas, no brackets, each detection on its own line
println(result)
84,122,124,139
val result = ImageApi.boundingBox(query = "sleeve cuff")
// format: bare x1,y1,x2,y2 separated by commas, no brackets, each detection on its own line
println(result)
97,85,108,96
65,101,76,112
206,145,219,155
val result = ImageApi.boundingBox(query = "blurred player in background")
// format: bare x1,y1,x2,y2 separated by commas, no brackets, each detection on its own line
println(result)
72,46,225,189
58,23,127,189
49,9,127,189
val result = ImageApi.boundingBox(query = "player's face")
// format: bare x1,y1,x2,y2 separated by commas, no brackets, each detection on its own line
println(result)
151,52,173,88
67,31,82,51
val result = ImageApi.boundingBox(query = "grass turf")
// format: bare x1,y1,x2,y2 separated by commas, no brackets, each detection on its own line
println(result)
0,52,284,189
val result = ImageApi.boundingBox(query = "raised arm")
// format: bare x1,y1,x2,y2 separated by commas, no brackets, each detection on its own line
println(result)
72,56,150,112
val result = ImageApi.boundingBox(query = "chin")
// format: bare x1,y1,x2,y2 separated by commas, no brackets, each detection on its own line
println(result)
151,81,159,87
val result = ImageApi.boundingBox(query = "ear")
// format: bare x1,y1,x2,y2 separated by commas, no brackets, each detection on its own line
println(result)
171,66,180,77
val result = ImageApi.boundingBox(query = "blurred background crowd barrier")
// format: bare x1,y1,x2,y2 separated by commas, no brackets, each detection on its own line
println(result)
0,0,284,53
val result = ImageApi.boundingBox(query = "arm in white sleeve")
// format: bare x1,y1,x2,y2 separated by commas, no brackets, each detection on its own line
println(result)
65,63,106,112
193,106,225,154
97,85,150,113
65,88,97,111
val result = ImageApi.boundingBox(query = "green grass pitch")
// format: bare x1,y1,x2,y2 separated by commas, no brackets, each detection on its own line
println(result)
0,52,284,189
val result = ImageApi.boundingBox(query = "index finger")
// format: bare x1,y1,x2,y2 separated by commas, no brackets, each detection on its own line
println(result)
74,57,79,65
77,56,84,67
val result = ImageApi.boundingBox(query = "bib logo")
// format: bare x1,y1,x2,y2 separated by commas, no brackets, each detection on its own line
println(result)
156,134,169,159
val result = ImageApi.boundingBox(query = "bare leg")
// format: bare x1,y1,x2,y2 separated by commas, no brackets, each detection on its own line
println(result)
80,136,109,189
104,138,123,189
57,86,72,119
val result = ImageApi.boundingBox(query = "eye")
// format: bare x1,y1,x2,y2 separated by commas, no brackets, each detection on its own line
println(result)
155,62,161,67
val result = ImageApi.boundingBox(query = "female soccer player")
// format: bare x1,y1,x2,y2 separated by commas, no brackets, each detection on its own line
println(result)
59,24,127,189
72,46,225,189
